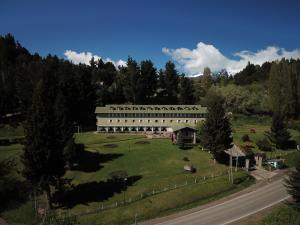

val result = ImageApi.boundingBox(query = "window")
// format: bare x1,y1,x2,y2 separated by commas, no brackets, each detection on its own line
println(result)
109,119,112,123
170,120,173,123
162,119,165,123
194,120,197,124
125,119,127,123
133,120,135,123
139,119,143,123
185,120,188,123
177,119,181,123
155,120,158,123
148,119,151,123
117,119,120,123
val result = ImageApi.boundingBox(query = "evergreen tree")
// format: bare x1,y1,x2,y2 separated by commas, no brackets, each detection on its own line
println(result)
268,60,292,115
22,74,65,208
286,159,300,211
201,67,214,90
163,61,179,104
200,93,233,159
122,57,140,103
137,60,157,104
266,110,292,149
178,76,195,104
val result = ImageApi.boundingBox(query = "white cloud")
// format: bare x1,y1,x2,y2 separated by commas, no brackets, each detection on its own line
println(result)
162,43,300,75
64,50,126,68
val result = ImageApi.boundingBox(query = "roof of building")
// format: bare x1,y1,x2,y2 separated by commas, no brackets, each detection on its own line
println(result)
172,125,197,132
95,105,207,114
224,144,246,157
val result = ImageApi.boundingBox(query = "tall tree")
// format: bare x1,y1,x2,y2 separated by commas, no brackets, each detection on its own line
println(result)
22,73,65,208
265,110,292,150
200,92,233,160
286,159,300,211
163,61,179,104
268,60,292,115
201,67,214,90
178,76,195,104
136,60,157,104
121,57,140,103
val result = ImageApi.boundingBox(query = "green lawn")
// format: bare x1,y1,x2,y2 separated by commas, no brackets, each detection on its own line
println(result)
0,132,251,225
1,115,300,225
248,205,300,225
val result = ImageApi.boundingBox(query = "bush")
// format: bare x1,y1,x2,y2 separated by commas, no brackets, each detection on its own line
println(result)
183,157,189,161
288,120,300,131
109,170,128,182
241,134,250,142
256,138,273,151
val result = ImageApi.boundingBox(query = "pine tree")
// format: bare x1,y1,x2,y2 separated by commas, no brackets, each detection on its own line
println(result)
286,159,300,211
178,76,195,104
200,93,233,159
164,61,179,104
23,74,65,209
266,110,292,149
201,67,214,90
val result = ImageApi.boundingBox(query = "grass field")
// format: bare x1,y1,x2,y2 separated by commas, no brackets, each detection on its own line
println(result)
248,205,300,225
1,115,300,225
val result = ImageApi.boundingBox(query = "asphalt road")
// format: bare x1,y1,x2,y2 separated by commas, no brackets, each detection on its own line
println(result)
151,179,289,225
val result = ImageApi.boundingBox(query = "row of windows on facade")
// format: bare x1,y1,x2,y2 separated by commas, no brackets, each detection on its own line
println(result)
108,119,199,124
97,113,205,118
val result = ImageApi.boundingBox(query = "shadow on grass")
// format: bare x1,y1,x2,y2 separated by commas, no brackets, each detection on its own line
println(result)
70,150,123,172
0,180,31,212
54,175,142,208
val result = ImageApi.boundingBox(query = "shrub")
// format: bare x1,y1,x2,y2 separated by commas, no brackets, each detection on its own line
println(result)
183,157,189,161
256,138,273,151
110,170,128,182
241,134,250,142
250,128,256,133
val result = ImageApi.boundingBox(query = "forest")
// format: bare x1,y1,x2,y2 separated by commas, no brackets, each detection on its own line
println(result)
1,33,300,129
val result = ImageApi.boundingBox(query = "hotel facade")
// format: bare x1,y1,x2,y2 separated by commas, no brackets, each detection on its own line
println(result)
95,105,207,133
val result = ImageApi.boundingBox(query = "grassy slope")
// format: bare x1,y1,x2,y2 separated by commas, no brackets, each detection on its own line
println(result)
1,115,300,225
248,205,300,225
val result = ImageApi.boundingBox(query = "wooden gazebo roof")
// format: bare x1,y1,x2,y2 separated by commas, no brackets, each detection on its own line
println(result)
224,144,246,157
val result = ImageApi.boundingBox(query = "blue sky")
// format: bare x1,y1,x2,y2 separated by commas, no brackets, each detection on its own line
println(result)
1,0,300,75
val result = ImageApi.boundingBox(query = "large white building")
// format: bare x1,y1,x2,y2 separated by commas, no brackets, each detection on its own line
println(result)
95,105,207,133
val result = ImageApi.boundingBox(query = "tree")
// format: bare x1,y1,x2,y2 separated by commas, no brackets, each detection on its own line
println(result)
201,67,214,90
200,92,233,159
22,75,65,209
286,159,300,211
163,61,179,104
178,76,195,104
266,110,292,149
136,60,157,104
121,57,140,103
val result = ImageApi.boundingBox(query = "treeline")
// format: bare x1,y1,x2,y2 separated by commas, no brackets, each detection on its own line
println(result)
0,34,196,126
1,33,300,124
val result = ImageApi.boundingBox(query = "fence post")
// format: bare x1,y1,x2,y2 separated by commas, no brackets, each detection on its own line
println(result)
195,177,197,183
204,176,206,180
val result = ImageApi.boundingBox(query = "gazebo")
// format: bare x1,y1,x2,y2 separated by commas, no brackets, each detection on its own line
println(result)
224,144,246,171
172,126,197,149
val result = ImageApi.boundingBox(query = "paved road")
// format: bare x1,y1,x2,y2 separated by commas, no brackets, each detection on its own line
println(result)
150,179,289,225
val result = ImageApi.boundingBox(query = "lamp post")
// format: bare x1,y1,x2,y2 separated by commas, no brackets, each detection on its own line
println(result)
123,177,127,205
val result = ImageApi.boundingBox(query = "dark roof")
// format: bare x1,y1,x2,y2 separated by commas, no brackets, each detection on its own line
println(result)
173,126,197,132
95,105,207,114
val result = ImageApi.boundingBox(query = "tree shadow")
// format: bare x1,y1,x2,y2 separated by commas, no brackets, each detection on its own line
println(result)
54,175,142,208
71,150,123,172
0,180,31,212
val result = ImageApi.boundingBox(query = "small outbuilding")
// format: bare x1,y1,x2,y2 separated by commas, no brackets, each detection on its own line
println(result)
172,126,197,149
